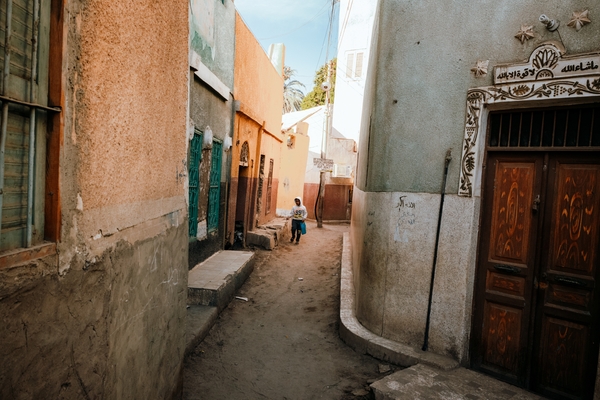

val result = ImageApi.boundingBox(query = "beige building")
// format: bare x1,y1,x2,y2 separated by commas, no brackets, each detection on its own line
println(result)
0,1,189,398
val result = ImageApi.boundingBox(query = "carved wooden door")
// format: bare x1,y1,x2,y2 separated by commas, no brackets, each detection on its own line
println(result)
472,152,600,400
471,153,543,388
531,155,600,399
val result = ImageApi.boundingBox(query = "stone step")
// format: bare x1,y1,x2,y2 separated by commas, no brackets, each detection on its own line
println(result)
245,217,289,250
187,250,255,312
370,364,546,400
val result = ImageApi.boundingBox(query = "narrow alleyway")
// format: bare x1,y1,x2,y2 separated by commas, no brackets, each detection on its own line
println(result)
183,221,394,399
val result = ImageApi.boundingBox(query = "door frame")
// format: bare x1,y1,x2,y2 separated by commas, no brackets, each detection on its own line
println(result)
460,42,600,398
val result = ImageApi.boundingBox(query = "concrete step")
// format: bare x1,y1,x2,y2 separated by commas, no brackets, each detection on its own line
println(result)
370,364,546,400
245,218,289,250
187,250,255,312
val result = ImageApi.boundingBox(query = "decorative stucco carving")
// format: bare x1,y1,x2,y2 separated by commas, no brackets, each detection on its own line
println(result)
515,25,534,43
459,43,600,197
470,60,489,77
568,10,591,31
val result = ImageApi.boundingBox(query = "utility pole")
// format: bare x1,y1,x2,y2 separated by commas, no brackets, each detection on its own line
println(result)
317,0,336,228
317,60,332,228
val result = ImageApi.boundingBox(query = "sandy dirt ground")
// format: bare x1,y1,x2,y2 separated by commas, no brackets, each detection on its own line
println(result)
183,221,398,399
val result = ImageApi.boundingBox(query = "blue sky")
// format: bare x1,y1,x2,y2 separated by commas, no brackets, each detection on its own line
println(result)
234,0,339,93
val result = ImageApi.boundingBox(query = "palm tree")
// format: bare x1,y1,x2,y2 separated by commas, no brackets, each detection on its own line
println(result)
283,66,305,114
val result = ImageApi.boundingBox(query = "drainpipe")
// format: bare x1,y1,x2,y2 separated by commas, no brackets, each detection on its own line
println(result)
422,149,452,352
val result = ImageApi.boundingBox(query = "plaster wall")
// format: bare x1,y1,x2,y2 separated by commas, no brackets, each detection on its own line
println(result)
352,0,600,368
352,187,480,361
360,0,600,195
0,0,189,398
256,133,283,226
233,12,284,136
331,0,377,145
277,122,310,217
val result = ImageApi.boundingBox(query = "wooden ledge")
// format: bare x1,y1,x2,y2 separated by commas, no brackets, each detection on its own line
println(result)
0,242,57,270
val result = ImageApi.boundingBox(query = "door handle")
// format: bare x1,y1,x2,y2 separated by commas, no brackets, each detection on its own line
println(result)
493,264,521,274
554,275,587,287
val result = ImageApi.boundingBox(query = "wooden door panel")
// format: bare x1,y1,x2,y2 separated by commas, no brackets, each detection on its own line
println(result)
482,301,522,376
537,317,588,397
474,157,542,384
534,161,600,399
551,164,600,276
489,162,536,266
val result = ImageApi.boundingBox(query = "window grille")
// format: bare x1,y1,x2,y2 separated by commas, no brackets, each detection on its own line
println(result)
0,0,58,251
488,104,600,149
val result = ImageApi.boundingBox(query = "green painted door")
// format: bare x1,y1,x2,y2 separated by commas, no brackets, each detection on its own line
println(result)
207,141,222,233
188,131,202,237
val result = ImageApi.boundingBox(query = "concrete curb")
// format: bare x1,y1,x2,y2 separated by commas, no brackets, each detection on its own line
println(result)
339,232,459,371
185,305,218,356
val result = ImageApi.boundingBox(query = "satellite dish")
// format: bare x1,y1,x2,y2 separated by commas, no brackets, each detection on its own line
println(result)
321,81,331,91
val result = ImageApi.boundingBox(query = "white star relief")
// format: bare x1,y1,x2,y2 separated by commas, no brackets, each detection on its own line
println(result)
471,60,489,78
568,10,591,31
515,25,534,43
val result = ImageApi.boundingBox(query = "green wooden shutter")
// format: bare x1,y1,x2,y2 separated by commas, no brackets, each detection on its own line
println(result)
207,141,222,233
188,132,202,237
0,0,50,251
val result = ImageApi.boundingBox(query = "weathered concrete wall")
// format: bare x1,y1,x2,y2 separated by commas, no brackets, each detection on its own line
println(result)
0,0,189,398
352,0,600,370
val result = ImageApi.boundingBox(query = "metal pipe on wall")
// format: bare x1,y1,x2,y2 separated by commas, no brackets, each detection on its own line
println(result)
422,149,452,352
0,0,13,240
26,0,40,247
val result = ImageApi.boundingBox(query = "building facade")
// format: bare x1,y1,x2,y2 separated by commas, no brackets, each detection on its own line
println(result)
226,13,284,247
353,1,600,399
0,1,189,398
188,0,236,265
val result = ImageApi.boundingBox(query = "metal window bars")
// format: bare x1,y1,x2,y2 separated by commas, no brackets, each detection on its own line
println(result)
0,0,60,249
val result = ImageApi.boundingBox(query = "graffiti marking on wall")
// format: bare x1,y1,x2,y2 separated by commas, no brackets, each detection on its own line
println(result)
394,195,416,242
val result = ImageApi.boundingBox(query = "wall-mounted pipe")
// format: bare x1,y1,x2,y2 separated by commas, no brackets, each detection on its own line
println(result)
422,148,452,352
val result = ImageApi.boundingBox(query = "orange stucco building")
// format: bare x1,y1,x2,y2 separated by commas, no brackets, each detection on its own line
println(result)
227,13,285,247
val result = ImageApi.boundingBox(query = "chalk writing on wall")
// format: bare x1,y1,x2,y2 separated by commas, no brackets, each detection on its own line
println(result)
394,195,416,243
